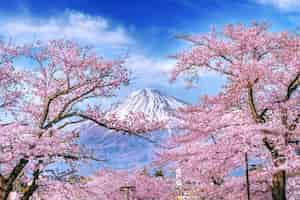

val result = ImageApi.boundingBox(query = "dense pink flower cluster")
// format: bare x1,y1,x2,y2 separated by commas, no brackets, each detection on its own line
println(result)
0,40,165,199
160,23,300,199
0,23,299,199
32,169,175,200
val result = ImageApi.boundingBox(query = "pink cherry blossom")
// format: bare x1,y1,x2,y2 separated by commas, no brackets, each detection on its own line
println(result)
0,40,164,200
160,23,300,200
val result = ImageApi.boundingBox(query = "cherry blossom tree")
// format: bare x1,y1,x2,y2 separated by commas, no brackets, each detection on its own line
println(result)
34,169,175,200
0,39,164,200
0,41,23,112
160,23,300,200
0,42,24,200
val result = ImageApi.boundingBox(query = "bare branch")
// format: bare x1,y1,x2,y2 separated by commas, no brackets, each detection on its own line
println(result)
20,167,40,200
4,158,29,199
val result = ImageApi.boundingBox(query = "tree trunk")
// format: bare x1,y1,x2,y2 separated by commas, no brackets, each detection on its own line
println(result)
272,170,286,200
245,153,251,200
0,177,6,200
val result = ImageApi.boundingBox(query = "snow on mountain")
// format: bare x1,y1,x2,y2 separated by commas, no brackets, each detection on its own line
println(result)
106,88,187,121
79,88,188,172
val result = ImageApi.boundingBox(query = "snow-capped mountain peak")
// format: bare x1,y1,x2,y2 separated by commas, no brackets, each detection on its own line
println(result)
80,88,186,171
107,88,187,121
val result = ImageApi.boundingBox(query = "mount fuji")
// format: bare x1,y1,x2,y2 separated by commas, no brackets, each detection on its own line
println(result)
106,88,187,121
79,88,187,172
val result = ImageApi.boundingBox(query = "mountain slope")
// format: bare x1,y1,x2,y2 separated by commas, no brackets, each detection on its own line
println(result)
80,88,187,172
106,88,187,121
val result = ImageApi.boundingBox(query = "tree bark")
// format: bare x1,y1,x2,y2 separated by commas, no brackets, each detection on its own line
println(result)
272,170,286,200
20,168,40,200
0,176,6,200
0,158,29,200
245,153,251,200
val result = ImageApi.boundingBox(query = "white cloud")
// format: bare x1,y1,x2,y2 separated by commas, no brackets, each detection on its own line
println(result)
0,9,217,93
0,10,176,88
124,54,218,89
254,0,300,11
0,10,133,47
125,54,175,87
126,54,174,75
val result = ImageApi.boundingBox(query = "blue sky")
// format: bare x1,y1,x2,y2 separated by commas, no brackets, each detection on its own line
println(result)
1,0,300,103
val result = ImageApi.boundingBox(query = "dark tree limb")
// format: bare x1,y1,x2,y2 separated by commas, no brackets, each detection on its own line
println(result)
247,84,266,123
3,158,28,200
263,138,287,200
286,73,299,101
272,170,286,200
245,152,251,200
20,168,40,200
